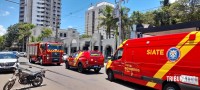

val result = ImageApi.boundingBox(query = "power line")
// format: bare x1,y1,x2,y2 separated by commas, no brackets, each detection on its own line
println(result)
5,0,20,4
140,6,162,12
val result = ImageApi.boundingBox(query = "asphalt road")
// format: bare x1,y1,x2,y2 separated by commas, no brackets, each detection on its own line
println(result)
0,57,155,90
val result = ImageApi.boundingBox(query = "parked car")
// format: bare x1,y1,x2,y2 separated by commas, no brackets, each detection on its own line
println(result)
62,53,69,61
18,52,27,57
0,52,19,71
12,51,19,56
65,50,104,73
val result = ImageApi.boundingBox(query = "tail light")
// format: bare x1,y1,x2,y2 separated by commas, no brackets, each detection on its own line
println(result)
91,59,94,61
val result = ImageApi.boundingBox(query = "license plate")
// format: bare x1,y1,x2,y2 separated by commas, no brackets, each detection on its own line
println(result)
54,59,58,60
94,66,98,68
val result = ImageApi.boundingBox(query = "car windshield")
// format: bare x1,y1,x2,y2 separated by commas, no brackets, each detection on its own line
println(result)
0,53,17,59
47,44,62,50
13,51,18,55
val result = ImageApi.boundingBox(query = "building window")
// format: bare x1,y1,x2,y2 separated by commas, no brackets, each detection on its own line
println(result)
64,33,66,37
92,11,95,34
73,31,75,33
60,33,63,37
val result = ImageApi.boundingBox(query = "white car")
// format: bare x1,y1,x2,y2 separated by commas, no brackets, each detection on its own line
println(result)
62,53,69,61
18,52,27,57
0,52,18,71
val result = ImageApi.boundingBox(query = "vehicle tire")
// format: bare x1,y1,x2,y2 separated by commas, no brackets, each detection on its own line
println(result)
3,81,15,90
163,83,180,90
57,63,61,66
78,63,84,73
107,70,114,81
32,76,43,87
29,58,35,64
65,61,70,69
94,68,101,73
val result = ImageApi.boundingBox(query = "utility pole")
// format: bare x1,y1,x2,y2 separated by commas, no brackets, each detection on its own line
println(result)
55,16,58,42
115,0,128,47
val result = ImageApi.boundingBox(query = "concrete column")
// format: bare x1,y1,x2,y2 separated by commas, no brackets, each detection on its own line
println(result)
68,44,71,55
77,38,79,51
102,46,105,59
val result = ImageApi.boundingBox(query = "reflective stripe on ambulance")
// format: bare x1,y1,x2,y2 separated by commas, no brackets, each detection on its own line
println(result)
146,31,200,87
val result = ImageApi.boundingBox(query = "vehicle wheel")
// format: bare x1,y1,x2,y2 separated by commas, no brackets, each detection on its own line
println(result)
32,76,43,87
29,58,35,64
40,59,43,65
107,70,114,81
94,68,101,73
57,63,61,66
65,61,70,69
163,83,180,90
78,63,84,73
3,81,15,90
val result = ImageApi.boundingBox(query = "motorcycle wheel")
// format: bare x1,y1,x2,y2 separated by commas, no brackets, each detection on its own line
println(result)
3,80,15,90
32,76,43,87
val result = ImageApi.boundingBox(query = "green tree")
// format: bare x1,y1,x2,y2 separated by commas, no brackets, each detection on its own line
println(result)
18,23,35,40
3,23,35,50
41,28,52,38
18,23,35,51
30,36,36,42
0,35,5,50
130,11,144,25
142,11,155,25
35,28,52,42
4,23,21,48
121,7,131,41
80,34,92,38
99,5,117,39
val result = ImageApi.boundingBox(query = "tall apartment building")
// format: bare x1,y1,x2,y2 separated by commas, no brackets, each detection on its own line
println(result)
19,0,61,29
85,2,114,39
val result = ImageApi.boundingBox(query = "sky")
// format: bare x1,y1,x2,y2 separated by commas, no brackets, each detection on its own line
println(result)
0,0,175,36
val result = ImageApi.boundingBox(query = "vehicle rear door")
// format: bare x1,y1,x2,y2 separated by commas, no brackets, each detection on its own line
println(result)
89,51,104,66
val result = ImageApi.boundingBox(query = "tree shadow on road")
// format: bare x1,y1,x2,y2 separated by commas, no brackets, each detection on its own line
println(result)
15,84,47,90
105,78,156,90
0,71,14,74
67,68,104,75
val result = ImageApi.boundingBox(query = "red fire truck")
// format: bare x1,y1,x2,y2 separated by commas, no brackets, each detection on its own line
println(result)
106,31,200,90
27,42,64,65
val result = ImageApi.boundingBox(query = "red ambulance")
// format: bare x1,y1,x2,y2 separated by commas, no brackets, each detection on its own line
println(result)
106,31,200,90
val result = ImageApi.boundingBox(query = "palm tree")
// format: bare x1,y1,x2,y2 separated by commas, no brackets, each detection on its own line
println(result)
18,23,35,51
99,5,117,39
121,7,131,41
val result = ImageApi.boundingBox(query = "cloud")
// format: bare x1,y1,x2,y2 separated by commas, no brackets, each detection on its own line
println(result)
68,26,73,28
9,7,15,9
0,25,7,36
0,11,10,16
169,0,177,3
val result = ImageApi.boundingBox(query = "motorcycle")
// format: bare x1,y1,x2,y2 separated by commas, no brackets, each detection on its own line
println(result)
3,59,46,90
